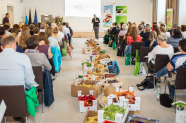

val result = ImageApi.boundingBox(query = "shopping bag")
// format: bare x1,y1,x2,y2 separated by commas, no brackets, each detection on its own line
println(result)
125,53,131,65
112,41,116,50
62,41,67,56
134,50,140,76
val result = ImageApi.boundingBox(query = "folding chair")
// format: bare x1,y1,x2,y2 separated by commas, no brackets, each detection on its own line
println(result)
0,85,28,123
139,46,154,75
131,42,144,57
32,66,44,113
152,54,170,90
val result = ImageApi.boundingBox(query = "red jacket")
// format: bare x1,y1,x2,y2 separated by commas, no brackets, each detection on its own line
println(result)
127,34,142,45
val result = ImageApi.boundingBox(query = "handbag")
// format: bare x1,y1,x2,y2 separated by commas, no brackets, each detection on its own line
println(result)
160,94,173,108
62,41,67,56
134,50,140,76
117,47,123,56
136,76,156,91
112,41,116,50
125,53,131,65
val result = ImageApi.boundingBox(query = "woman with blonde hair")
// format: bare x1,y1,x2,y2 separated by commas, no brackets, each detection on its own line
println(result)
143,31,158,47
53,27,62,45
19,27,31,50
45,27,60,50
127,25,142,45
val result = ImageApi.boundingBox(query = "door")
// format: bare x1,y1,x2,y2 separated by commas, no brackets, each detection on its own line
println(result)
7,6,14,28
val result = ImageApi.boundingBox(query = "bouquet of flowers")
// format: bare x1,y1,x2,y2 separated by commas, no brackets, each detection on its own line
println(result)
53,16,63,24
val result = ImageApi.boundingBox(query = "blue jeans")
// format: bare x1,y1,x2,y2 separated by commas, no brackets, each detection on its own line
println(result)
155,66,168,78
168,83,175,98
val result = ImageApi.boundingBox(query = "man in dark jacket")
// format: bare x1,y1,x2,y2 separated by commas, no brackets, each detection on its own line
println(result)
3,13,10,24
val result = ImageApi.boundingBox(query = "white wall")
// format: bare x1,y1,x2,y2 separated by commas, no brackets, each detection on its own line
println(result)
179,0,186,26
23,0,153,32
0,0,24,26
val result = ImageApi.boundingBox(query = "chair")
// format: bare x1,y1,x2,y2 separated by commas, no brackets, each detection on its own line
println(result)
139,46,153,62
32,66,44,113
131,42,144,56
151,55,170,90
0,85,28,123
174,67,186,102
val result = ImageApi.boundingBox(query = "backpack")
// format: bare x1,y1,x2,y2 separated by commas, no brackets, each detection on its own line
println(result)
117,47,124,57
108,60,120,75
136,76,156,91
160,93,173,108
68,27,73,37
104,35,109,44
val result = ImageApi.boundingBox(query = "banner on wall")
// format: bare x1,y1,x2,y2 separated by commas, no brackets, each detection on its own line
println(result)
166,8,173,30
103,5,113,27
116,6,127,24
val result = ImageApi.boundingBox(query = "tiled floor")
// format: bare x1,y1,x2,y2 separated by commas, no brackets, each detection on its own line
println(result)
3,38,186,123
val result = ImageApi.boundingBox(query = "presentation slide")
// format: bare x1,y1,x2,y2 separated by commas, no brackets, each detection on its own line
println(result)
65,0,101,17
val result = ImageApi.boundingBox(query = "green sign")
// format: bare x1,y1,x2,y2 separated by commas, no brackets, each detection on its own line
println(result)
116,6,127,24
166,9,173,30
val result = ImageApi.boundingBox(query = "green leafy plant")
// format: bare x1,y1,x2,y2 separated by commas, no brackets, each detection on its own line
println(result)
102,104,126,121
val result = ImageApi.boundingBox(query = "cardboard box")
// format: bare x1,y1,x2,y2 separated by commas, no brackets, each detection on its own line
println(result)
115,88,141,111
104,73,116,79
104,84,122,97
71,80,102,98
98,100,129,123
127,115,159,123
83,110,98,123
78,91,97,113
176,108,186,123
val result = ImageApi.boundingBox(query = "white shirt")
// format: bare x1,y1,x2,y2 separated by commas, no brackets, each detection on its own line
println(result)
182,31,186,38
0,48,36,89
57,31,64,43
40,29,45,32
63,26,71,36
48,37,60,50
166,32,171,38
5,31,11,35
148,45,174,64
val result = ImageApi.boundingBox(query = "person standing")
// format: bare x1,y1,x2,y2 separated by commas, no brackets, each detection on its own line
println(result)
3,13,10,24
92,14,100,40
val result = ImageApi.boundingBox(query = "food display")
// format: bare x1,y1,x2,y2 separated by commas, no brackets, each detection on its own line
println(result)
105,74,116,79
78,83,94,88
115,91,136,104
129,120,144,123
87,116,98,123
78,95,96,106
102,104,126,121
78,75,84,78
82,62,92,67
97,96,107,109
104,80,119,84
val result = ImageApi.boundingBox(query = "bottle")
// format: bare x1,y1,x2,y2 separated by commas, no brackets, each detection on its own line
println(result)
157,86,161,101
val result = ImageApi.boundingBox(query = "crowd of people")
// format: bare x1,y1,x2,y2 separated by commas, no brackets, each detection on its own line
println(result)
0,17,74,122
104,21,186,98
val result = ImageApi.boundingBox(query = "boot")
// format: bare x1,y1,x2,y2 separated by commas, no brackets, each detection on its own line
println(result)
70,44,74,49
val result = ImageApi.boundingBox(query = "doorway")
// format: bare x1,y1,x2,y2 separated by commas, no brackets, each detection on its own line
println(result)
7,6,14,28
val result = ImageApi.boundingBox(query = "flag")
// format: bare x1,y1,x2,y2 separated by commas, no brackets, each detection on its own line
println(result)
24,15,28,25
28,8,32,25
34,9,38,23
